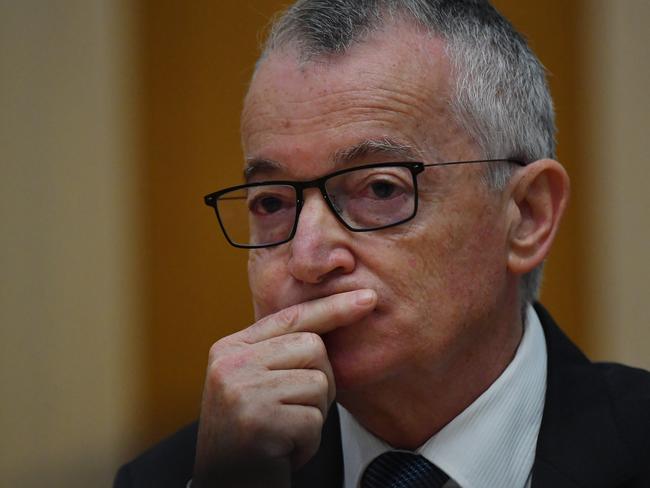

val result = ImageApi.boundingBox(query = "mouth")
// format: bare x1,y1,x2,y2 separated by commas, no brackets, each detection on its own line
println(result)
321,305,380,339
300,284,381,305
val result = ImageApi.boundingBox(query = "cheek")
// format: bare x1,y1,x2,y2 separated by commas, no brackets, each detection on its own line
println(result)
388,197,507,313
428,204,507,304
248,250,289,319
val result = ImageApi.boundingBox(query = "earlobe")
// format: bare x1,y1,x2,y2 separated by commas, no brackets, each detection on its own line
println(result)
506,159,570,275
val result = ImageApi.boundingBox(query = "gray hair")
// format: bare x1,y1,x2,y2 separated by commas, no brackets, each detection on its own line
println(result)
258,0,556,310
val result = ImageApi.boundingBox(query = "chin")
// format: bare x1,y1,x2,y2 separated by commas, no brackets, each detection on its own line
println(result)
323,319,396,393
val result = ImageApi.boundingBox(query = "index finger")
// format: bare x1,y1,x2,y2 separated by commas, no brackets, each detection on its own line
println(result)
241,289,377,344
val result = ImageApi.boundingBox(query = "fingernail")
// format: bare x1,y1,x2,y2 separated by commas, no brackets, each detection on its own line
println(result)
355,290,376,306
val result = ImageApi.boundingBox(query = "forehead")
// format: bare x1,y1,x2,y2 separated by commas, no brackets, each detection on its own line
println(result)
241,22,475,179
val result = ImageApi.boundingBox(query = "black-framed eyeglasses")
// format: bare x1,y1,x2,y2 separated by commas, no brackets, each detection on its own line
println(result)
204,159,524,249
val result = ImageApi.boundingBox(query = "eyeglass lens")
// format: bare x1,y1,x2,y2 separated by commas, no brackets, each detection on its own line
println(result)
216,165,416,247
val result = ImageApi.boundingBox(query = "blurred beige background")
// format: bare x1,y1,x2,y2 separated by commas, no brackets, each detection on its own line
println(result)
1,1,648,486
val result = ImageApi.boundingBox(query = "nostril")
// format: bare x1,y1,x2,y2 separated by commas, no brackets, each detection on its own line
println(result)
288,242,356,284
316,265,350,283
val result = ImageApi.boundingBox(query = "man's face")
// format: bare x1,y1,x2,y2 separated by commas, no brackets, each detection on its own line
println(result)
241,25,516,393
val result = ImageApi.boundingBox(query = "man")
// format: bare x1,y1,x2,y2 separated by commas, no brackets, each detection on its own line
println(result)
116,1,650,487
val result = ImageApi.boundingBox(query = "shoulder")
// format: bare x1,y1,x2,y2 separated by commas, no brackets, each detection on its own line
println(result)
537,302,650,438
533,303,650,485
593,361,650,448
114,422,198,488
594,359,650,397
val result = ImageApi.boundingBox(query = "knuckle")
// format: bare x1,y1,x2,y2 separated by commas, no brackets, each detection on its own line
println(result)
292,408,324,467
206,363,234,393
302,332,326,356
207,336,236,361
208,343,254,377
302,407,325,444
309,369,329,390
207,340,224,361
218,379,246,411
206,355,253,401
236,403,261,433
293,405,323,435
210,355,238,378
308,408,325,432
310,406,324,427
302,332,325,353
205,361,225,390
277,304,300,330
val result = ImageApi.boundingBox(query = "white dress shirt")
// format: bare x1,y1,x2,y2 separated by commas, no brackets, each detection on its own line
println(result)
338,305,548,488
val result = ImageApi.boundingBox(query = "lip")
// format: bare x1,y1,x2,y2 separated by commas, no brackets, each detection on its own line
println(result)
320,306,383,359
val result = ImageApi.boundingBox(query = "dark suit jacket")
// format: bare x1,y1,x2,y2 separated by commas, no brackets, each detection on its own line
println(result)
115,304,650,487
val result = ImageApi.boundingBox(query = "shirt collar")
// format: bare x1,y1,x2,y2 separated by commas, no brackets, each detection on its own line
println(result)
338,304,547,488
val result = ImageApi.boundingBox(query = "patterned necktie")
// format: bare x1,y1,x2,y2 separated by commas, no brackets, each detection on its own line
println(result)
361,451,450,488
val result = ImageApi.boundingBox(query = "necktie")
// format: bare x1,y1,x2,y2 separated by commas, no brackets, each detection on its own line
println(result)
361,451,449,488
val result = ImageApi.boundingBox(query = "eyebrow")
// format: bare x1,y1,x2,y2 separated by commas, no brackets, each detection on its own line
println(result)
243,158,282,182
243,138,421,182
332,138,420,164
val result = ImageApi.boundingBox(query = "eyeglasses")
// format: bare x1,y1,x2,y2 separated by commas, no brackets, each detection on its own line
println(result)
204,159,524,249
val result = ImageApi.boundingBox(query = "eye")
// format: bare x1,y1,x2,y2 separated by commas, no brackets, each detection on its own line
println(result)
324,166,413,204
370,180,398,199
248,191,293,216
258,196,282,214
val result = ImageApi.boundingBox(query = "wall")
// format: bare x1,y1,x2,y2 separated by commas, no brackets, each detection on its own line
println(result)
1,1,648,483
0,1,140,485
583,0,650,370
136,0,282,444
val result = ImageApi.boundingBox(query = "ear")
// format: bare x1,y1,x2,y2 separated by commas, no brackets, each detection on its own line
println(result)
506,159,570,275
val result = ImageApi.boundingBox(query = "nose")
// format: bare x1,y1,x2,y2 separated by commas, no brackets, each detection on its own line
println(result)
287,190,356,284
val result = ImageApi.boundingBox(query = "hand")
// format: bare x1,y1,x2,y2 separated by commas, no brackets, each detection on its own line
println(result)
192,289,377,487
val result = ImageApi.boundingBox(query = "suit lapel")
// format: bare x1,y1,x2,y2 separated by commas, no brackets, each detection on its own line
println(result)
532,304,633,488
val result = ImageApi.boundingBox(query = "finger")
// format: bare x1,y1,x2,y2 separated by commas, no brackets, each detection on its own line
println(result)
267,369,330,418
256,332,336,405
259,332,328,369
242,289,377,344
273,404,325,469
